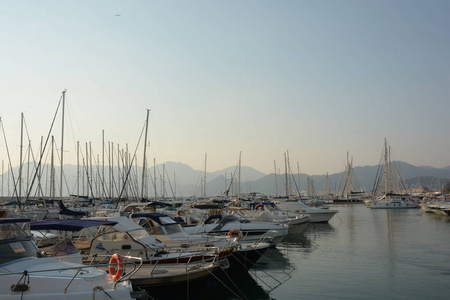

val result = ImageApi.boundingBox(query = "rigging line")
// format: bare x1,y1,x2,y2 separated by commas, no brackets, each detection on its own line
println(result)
371,146,385,196
287,163,301,196
22,118,45,198
205,267,245,300
26,94,63,200
0,118,21,205
192,159,205,197
218,267,248,300
224,159,240,196
88,152,109,199
115,117,147,207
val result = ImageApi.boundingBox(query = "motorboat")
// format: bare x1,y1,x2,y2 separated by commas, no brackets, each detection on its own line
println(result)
274,200,338,223
130,212,271,270
0,218,139,300
368,194,419,209
245,202,311,233
182,212,289,246
30,217,226,288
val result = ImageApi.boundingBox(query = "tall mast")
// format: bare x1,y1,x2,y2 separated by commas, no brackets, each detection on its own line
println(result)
162,164,166,199
238,151,241,199
140,109,150,201
60,90,65,199
384,138,388,195
38,137,43,198
102,130,105,199
203,153,207,198
85,142,89,199
274,160,278,197
1,160,3,197
77,141,80,204
153,158,157,200
297,162,301,197
284,153,288,197
50,136,55,200
18,113,23,202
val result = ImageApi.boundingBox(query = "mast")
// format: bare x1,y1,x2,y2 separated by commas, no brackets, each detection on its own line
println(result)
38,137,43,198
85,142,89,199
60,90,65,199
384,138,388,195
287,151,291,196
109,141,113,199
153,158,157,200
77,141,80,205
140,109,150,201
162,164,166,199
18,113,23,203
203,153,207,198
238,151,241,199
50,136,55,200
284,153,288,197
102,130,105,199
274,160,278,197
297,162,301,197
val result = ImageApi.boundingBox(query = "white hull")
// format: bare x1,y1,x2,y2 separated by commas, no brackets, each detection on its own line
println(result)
0,257,134,300
274,201,338,223
369,201,418,209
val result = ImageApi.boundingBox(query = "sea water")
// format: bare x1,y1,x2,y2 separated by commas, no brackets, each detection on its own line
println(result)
149,205,450,299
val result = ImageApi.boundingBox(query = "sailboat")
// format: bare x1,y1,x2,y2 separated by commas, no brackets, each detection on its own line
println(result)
333,152,365,203
367,139,418,209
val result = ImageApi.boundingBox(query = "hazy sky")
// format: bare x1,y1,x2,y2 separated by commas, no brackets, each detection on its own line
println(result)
1,1,449,176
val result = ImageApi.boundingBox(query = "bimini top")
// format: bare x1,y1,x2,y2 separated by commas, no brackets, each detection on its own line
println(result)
30,219,118,232
0,218,31,224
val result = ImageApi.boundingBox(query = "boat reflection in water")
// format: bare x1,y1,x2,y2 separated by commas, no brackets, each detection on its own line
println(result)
144,266,273,300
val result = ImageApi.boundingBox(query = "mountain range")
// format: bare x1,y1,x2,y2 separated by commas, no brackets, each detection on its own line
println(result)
2,161,449,198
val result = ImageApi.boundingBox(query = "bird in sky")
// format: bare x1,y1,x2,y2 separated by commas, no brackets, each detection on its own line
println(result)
115,14,120,17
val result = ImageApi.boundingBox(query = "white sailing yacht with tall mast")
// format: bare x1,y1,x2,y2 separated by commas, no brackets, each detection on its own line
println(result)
368,139,418,209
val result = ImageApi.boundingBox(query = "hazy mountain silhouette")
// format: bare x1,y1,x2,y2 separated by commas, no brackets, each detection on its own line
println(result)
2,161,449,198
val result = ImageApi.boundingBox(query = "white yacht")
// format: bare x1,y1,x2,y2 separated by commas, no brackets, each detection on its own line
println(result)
31,217,225,289
369,194,419,209
0,218,138,300
183,213,289,246
130,212,271,270
274,200,338,223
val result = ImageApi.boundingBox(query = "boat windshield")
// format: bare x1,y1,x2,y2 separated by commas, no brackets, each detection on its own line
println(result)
128,228,151,240
0,239,40,265
0,221,32,240
164,223,184,235
0,220,42,264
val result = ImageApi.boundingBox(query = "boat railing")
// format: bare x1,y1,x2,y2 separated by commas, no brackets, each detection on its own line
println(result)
0,256,142,294
146,245,222,276
82,253,143,285
257,230,278,244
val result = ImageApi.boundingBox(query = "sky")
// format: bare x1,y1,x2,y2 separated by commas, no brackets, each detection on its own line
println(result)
1,0,449,176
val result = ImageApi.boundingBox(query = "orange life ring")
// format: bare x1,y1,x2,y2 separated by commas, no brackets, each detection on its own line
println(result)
227,229,242,242
177,210,184,216
254,204,264,210
109,253,124,281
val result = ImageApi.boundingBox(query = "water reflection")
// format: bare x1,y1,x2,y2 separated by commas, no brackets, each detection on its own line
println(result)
144,268,273,300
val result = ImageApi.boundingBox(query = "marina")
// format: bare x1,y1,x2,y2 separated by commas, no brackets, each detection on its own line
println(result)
194,204,450,300
1,201,448,299
2,1,450,299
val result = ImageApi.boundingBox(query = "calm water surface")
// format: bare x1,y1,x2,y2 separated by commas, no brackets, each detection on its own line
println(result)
148,205,450,299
